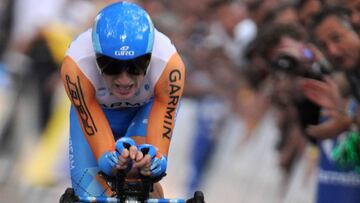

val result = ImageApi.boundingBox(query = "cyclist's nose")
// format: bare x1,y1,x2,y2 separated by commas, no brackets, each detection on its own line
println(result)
114,72,133,84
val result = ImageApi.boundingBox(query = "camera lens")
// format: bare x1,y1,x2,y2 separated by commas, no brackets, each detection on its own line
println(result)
271,55,299,73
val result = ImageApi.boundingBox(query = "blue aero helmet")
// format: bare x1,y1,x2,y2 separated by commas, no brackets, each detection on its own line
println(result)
92,1,154,75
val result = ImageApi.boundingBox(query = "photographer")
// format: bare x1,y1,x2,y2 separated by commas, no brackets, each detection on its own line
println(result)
254,23,331,139
251,23,331,174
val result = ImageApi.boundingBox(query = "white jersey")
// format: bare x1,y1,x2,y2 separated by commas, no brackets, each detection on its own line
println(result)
66,28,177,109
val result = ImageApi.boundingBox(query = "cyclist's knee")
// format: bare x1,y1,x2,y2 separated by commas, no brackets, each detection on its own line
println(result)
150,182,164,198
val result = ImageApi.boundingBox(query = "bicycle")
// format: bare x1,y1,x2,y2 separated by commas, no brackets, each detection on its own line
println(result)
59,170,205,203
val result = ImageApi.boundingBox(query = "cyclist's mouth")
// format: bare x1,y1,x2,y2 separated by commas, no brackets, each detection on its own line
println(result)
114,84,135,95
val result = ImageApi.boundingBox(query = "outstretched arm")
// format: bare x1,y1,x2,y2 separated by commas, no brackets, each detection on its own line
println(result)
61,56,116,160
146,53,185,156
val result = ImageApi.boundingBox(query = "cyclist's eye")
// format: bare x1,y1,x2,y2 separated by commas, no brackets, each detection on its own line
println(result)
129,69,142,75
103,67,122,75
96,53,150,76
128,68,142,76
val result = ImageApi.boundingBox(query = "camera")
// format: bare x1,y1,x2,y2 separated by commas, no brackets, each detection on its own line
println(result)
270,54,332,80
270,54,325,144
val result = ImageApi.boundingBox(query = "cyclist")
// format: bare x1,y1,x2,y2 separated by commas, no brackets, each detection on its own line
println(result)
60,1,185,198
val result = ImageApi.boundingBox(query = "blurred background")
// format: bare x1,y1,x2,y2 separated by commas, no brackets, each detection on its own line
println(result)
0,0,359,202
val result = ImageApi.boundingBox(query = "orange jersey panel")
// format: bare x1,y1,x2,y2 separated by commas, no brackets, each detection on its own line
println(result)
61,56,115,160
146,53,186,156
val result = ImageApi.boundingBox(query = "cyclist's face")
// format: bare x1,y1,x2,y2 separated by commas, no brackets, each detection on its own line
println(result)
103,72,145,100
314,16,360,71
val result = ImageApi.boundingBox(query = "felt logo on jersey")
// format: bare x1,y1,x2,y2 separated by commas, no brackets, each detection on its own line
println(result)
115,46,135,56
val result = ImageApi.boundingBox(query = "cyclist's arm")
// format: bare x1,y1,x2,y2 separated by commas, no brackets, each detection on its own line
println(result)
60,56,115,160
146,53,185,156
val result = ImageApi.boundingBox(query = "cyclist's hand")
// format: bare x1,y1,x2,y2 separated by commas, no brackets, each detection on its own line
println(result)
135,144,167,178
115,137,138,170
98,151,118,176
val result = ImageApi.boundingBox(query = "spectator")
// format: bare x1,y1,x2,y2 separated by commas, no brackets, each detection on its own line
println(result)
296,0,324,28
344,0,360,35
251,23,320,178
205,0,253,66
264,2,299,25
303,7,360,138
301,6,360,203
